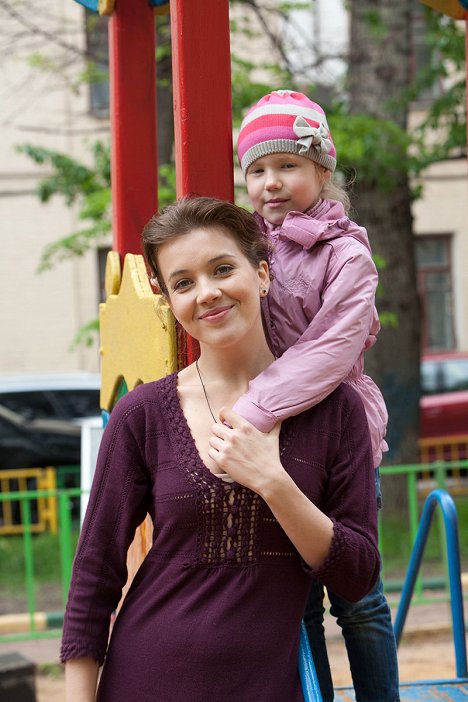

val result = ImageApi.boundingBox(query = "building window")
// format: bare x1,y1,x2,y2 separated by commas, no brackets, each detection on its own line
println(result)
415,235,455,352
410,3,442,103
85,11,109,117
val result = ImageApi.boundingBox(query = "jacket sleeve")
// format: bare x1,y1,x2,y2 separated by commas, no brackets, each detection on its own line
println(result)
60,393,151,665
232,239,379,432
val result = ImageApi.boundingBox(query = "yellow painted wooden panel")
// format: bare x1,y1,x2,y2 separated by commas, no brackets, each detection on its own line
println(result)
99,253,177,411
420,0,466,19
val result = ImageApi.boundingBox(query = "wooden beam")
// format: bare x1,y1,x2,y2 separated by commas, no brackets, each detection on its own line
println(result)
109,0,158,255
170,0,234,202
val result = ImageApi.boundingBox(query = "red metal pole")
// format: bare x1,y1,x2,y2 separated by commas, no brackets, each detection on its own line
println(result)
109,0,158,256
170,0,233,363
170,0,234,202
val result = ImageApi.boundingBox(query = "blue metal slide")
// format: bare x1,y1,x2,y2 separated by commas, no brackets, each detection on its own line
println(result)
301,489,468,701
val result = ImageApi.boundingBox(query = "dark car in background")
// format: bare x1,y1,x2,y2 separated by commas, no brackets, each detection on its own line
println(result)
0,373,101,471
420,353,468,439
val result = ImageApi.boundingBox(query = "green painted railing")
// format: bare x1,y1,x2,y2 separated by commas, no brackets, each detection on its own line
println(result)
0,487,83,642
0,461,466,641
379,461,468,603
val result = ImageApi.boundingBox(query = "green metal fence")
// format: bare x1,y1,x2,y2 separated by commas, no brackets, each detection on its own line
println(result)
0,487,82,642
0,461,466,642
379,461,468,604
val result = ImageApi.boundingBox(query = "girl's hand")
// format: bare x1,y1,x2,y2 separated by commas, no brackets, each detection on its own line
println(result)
210,409,334,569
208,408,283,494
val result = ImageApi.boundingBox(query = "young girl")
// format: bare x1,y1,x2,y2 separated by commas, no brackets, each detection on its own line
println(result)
61,198,380,702
231,90,399,702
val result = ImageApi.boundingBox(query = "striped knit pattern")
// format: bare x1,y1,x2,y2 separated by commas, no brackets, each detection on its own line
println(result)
237,90,337,175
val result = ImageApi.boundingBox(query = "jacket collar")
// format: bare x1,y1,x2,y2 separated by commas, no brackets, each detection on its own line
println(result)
255,200,370,253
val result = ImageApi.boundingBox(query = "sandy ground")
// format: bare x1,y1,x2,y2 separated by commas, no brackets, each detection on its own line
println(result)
2,598,464,700
33,632,462,700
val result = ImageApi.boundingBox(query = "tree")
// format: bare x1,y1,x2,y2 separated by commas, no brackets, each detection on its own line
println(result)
347,1,421,474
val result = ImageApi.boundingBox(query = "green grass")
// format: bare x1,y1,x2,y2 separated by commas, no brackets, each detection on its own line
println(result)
379,494,468,578
38,662,64,679
0,530,80,591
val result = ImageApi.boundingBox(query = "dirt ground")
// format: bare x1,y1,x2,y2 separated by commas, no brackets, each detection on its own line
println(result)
34,630,462,701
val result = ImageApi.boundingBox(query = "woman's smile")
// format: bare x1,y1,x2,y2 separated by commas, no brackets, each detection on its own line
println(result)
199,305,234,322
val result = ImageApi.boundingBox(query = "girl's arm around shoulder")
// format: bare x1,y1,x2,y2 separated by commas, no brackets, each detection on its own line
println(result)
232,238,380,431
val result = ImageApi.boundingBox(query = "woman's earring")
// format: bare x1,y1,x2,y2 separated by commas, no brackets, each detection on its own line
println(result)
260,287,268,297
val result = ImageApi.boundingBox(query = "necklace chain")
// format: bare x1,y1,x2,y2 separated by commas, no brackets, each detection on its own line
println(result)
195,359,217,423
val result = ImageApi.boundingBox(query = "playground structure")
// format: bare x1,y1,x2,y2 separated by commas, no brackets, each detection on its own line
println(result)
69,0,468,699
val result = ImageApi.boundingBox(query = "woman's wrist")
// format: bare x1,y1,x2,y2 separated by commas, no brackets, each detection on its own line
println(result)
256,466,292,502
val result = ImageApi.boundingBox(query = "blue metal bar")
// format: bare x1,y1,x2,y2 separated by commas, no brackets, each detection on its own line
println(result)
298,621,323,701
393,489,467,679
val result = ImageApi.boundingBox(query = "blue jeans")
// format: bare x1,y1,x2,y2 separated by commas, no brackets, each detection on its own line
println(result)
304,577,399,701
304,469,399,701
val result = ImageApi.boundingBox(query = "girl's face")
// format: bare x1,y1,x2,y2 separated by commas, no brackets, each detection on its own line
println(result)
245,153,330,226
157,226,269,350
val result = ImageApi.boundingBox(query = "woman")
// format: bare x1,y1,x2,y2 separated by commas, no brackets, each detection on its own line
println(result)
61,196,380,702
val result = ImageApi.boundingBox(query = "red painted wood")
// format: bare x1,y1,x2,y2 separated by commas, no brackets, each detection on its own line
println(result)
171,0,233,363
109,0,158,256
170,0,234,203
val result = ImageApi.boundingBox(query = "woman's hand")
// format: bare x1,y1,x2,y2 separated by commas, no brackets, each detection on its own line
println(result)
208,408,283,495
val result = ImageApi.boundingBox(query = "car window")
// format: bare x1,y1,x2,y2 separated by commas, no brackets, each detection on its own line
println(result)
0,389,100,421
47,390,100,419
0,391,57,421
442,359,468,392
421,361,443,395
0,387,100,470
421,358,468,395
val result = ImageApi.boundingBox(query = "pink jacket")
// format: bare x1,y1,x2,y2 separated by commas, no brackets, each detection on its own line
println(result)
233,199,388,467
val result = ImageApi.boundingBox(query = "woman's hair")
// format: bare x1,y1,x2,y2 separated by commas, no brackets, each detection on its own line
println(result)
142,196,270,296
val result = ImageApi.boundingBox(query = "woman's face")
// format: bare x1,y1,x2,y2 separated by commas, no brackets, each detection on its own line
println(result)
157,226,269,350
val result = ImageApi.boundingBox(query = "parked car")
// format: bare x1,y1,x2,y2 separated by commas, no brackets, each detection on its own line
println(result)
420,352,468,439
0,373,101,471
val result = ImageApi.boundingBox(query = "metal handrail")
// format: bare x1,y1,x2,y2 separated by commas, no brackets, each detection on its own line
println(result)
393,489,468,679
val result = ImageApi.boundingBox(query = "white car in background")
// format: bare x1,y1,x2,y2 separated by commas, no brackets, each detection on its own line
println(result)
0,373,101,471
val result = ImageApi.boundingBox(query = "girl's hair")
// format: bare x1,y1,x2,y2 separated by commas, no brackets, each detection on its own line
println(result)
142,196,270,296
318,169,351,214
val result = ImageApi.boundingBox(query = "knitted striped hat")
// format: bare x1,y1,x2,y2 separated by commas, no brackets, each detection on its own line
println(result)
237,90,336,175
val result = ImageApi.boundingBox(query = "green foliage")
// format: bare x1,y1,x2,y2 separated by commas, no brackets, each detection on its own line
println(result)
79,61,109,86
331,111,415,190
392,10,466,170
157,163,177,208
69,318,100,351
38,222,112,273
17,142,110,205
380,494,468,576
17,141,112,272
27,53,57,72
0,531,79,589
231,56,282,125
362,9,388,38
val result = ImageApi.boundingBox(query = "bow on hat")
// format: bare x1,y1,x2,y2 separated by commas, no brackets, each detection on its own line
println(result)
293,115,332,155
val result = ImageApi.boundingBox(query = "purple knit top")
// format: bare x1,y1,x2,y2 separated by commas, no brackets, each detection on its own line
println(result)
61,373,379,702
